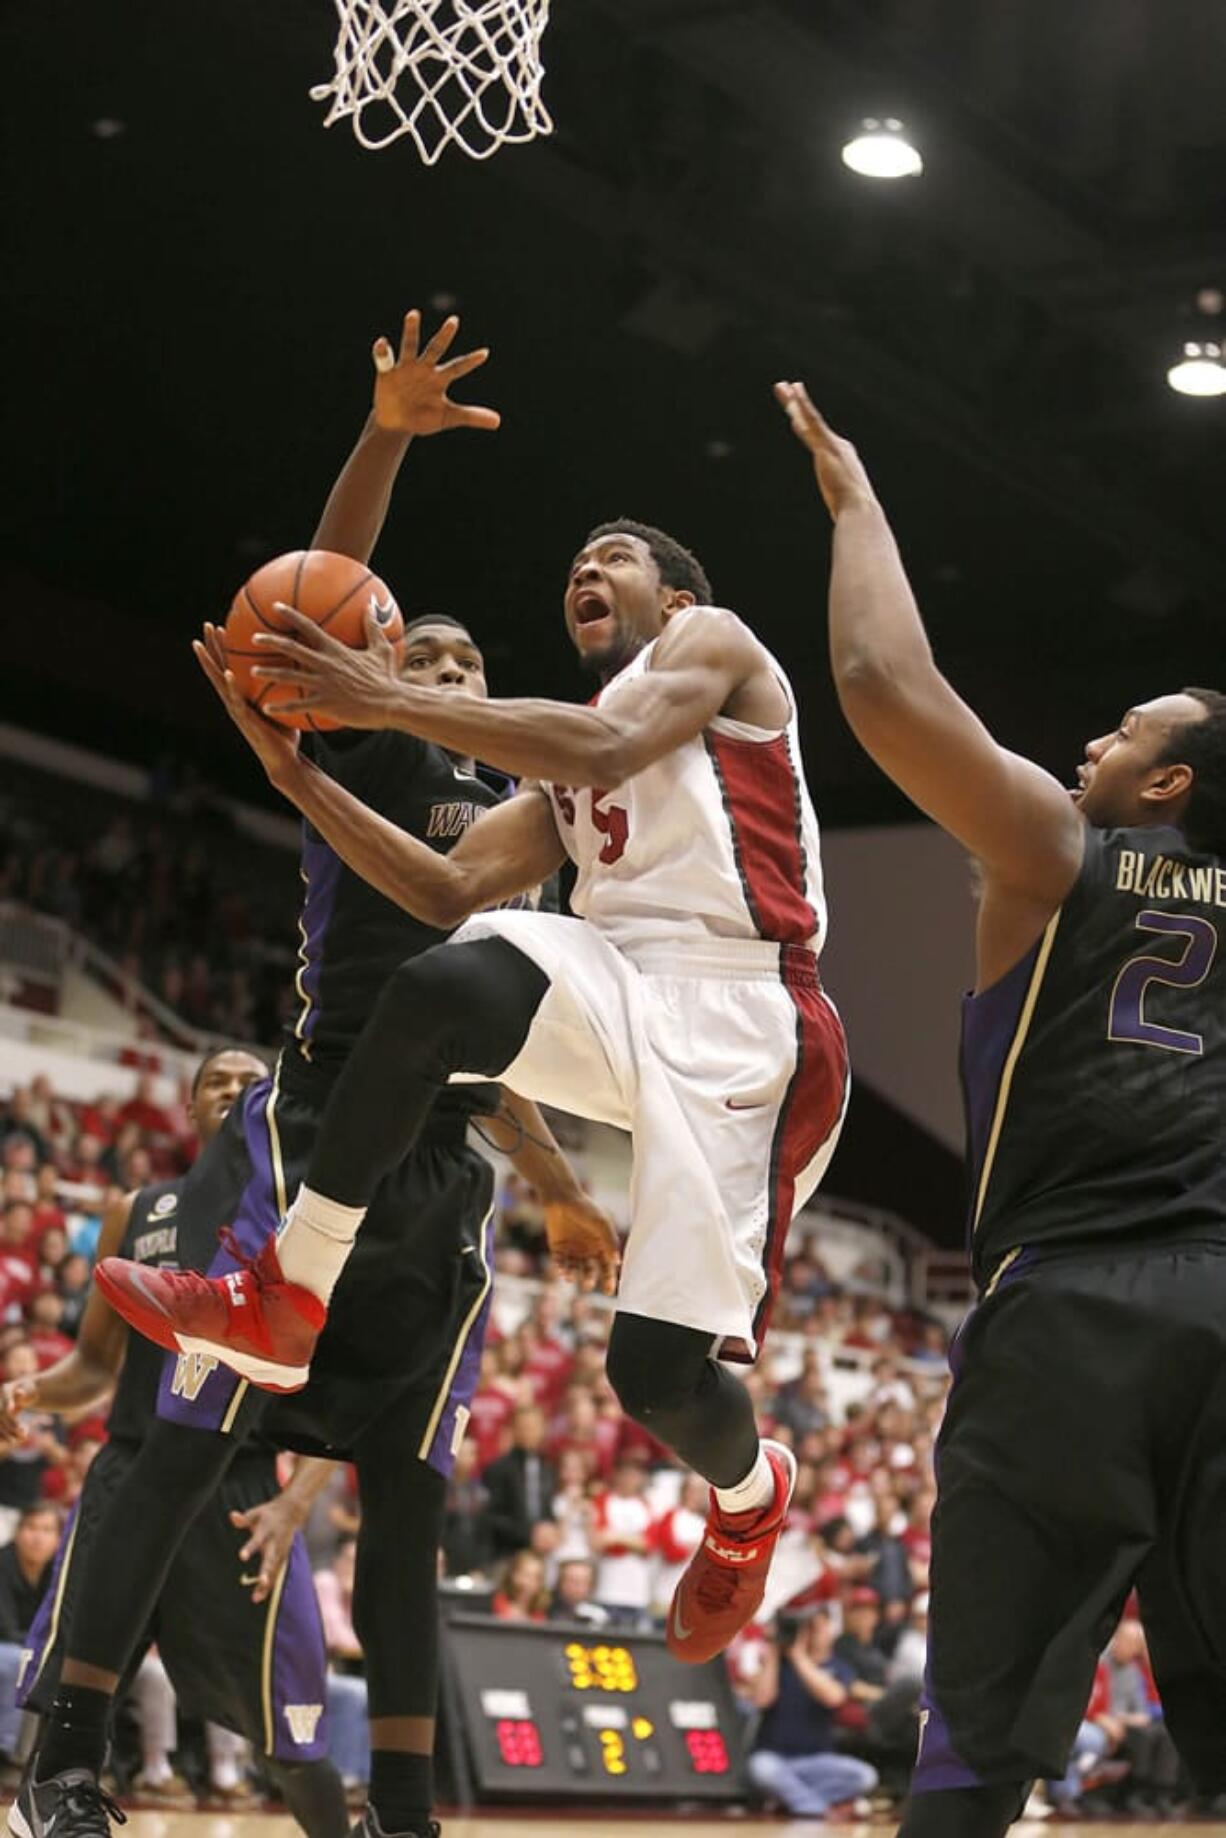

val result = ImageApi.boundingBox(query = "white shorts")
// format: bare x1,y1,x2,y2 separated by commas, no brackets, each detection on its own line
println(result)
451,910,849,1360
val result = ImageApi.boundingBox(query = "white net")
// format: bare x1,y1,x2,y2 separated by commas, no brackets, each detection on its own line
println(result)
311,0,553,162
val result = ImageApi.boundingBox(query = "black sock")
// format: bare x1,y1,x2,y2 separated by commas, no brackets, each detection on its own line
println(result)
36,1685,112,1782
267,1757,349,1838
368,1751,433,1834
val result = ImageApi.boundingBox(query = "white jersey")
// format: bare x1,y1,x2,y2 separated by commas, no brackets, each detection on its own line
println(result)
545,611,827,960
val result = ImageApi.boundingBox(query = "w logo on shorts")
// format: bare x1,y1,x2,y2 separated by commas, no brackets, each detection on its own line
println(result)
284,1703,324,1745
170,1350,220,1400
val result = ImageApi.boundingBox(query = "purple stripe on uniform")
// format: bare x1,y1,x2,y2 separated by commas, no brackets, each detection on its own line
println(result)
269,1532,331,1761
296,829,345,1046
912,1676,985,1793
15,1500,80,1707
423,1210,496,1478
157,1079,280,1431
959,940,1040,1246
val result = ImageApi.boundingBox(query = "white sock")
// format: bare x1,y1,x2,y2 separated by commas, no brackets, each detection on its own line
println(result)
714,1443,775,1518
276,1185,366,1305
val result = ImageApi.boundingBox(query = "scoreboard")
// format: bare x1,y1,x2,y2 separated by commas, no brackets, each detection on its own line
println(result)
441,1615,748,1802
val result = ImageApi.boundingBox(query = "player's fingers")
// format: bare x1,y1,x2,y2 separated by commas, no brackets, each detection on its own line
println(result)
269,694,319,716
363,603,394,647
373,337,395,376
397,308,421,364
421,314,460,365
251,659,316,683
441,346,491,381
450,404,502,432
267,605,334,647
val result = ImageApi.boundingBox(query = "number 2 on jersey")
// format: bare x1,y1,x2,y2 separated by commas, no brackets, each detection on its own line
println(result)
1108,908,1218,1055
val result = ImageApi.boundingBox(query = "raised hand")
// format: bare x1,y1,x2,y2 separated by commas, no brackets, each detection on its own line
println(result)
193,622,303,788
773,380,876,520
372,309,500,437
544,1194,621,1297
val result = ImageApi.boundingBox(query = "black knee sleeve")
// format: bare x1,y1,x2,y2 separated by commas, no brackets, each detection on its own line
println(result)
351,1426,448,1722
897,1783,1030,1838
265,1757,349,1838
308,936,549,1206
605,1313,759,1488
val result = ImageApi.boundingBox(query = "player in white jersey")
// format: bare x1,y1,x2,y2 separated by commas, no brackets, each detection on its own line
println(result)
100,516,849,1664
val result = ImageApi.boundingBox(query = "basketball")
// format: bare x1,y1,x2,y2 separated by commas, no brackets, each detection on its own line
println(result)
222,549,404,732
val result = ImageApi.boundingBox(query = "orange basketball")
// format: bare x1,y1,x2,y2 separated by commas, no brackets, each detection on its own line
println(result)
223,549,404,732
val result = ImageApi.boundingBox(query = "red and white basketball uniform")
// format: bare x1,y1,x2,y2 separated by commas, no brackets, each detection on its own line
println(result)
453,610,849,1358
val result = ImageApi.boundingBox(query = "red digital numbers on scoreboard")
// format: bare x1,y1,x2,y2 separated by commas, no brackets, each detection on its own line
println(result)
684,1729,730,1774
495,1719,543,1768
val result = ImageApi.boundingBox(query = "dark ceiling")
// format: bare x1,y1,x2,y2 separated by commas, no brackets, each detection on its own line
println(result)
4,0,1224,818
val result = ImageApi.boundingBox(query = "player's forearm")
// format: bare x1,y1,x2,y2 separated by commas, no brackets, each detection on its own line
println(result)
274,754,467,928
312,414,413,565
383,686,625,788
828,499,937,703
24,1352,117,1418
483,1093,584,1203
279,1455,338,1524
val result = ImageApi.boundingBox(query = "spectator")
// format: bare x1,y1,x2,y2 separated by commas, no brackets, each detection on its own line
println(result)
442,1439,492,1578
747,1610,879,1817
25,1292,74,1370
887,1592,928,1688
55,1254,94,1337
653,1472,708,1616
834,1586,890,1705
550,1448,595,1563
548,1557,609,1628
482,1406,556,1562
491,1551,548,1623
589,1458,655,1619
313,1538,370,1790
0,1503,61,1763
773,1351,831,1442
855,1494,912,1624
1101,1618,1182,1818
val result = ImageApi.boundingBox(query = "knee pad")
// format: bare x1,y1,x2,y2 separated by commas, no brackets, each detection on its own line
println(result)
605,1316,710,1423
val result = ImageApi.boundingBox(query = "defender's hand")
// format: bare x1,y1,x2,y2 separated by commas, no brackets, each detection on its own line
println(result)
0,1377,38,1450
194,623,303,788
545,1195,621,1297
773,380,876,520
230,1496,300,1603
250,604,401,728
372,309,500,437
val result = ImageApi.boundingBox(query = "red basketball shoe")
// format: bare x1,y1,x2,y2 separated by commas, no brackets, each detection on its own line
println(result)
666,1440,797,1664
96,1230,327,1393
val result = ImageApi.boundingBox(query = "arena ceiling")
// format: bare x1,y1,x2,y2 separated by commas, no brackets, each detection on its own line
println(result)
4,0,1225,821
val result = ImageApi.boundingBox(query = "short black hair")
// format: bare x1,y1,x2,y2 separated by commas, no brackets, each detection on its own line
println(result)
402,613,477,645
190,1046,266,1100
584,519,713,605
1159,687,1226,856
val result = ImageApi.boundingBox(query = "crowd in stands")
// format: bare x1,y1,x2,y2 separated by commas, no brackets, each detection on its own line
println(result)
0,769,297,1044
0,1073,1207,1821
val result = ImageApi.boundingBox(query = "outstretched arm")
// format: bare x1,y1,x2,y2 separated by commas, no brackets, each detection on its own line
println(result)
194,623,565,925
775,381,1084,905
244,602,766,789
312,309,500,564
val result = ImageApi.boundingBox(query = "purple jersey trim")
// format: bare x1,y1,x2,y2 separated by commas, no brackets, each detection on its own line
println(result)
268,1533,331,1760
422,1205,496,1478
293,829,345,1049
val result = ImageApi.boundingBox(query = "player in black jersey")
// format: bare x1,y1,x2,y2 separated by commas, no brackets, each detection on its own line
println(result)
776,380,1226,1834
1,1046,348,1837
15,312,614,1838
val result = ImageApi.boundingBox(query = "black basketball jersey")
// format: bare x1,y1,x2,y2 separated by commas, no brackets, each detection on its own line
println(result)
963,823,1226,1286
291,730,505,1064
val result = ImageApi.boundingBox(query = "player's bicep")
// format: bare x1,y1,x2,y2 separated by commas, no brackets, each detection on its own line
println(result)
449,786,566,919
603,611,754,779
842,666,1085,899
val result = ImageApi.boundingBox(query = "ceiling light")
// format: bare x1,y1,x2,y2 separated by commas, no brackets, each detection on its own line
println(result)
1167,342,1226,398
841,118,922,180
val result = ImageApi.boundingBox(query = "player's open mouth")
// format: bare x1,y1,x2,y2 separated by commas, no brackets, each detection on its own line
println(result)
573,591,611,626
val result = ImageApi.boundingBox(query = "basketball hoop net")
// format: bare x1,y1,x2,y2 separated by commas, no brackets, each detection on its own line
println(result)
311,0,553,162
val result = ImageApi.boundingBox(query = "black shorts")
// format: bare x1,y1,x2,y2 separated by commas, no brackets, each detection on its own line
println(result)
915,1237,1226,1795
19,1440,329,1762
158,1048,496,1468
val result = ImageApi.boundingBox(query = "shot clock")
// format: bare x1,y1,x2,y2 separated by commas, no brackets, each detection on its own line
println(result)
442,1616,747,1802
